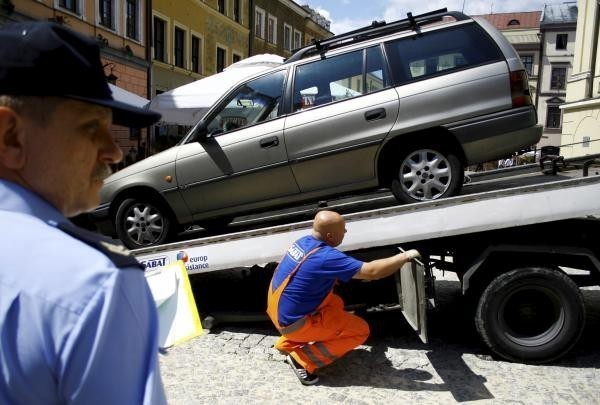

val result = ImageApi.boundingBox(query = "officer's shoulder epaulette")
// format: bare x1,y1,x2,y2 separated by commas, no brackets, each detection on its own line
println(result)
53,221,144,270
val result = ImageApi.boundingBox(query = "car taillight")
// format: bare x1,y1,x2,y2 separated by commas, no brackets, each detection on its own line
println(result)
510,70,532,107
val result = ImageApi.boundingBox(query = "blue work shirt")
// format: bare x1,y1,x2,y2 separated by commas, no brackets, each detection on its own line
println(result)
0,180,167,405
273,235,363,326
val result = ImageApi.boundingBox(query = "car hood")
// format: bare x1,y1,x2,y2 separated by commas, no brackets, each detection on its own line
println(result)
104,146,180,185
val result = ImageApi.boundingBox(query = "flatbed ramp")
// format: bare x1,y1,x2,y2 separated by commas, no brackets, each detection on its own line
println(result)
134,174,600,274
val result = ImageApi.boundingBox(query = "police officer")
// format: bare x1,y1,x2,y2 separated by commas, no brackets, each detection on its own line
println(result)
0,22,166,404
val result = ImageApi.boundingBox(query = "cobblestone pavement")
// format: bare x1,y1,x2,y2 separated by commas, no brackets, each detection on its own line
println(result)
159,275,600,404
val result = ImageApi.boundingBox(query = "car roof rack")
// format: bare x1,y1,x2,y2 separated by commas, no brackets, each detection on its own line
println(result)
284,8,469,64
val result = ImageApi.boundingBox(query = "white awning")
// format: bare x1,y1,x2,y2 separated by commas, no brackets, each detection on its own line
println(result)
148,54,285,126
108,83,149,108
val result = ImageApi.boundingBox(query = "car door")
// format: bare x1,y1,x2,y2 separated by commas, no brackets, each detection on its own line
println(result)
284,45,399,193
175,69,299,217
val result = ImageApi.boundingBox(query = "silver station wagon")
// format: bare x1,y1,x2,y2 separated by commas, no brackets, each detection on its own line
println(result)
92,9,542,249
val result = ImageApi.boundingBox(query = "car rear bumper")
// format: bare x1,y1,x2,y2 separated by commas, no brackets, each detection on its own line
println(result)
445,106,543,165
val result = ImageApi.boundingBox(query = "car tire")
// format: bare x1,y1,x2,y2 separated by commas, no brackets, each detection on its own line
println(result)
391,147,463,204
115,198,173,249
475,267,585,363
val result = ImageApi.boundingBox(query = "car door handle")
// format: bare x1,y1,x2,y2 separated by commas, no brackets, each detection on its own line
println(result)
364,108,386,121
260,136,280,148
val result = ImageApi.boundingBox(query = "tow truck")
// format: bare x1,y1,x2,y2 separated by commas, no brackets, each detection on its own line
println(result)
134,154,600,364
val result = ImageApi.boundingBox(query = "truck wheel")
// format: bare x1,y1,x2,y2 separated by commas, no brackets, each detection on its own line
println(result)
115,198,173,249
391,148,463,204
475,267,585,363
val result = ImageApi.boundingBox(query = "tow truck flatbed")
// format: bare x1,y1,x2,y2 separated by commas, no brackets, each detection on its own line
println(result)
136,154,600,364
134,173,600,274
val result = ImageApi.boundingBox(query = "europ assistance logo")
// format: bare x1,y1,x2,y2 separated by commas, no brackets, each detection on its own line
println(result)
177,250,209,271
176,251,189,263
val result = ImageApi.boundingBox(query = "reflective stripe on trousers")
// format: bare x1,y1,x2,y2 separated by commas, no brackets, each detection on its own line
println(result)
273,291,370,373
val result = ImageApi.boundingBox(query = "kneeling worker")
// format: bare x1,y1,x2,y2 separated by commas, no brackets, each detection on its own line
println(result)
267,210,420,385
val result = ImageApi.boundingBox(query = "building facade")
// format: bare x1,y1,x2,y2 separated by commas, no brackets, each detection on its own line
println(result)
151,0,332,151
0,0,152,159
151,0,250,96
151,0,331,98
560,0,600,157
538,3,578,149
250,0,332,59
150,0,251,150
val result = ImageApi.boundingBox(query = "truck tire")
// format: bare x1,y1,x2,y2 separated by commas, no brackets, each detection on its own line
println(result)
475,267,585,363
391,147,463,204
115,198,173,249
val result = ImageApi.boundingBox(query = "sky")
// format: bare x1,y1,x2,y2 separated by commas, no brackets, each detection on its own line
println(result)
301,0,560,34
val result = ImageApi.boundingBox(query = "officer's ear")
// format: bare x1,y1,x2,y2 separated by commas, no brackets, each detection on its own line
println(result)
0,107,26,170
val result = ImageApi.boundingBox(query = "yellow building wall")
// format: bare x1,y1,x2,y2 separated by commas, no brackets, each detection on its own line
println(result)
560,0,600,157
152,0,249,95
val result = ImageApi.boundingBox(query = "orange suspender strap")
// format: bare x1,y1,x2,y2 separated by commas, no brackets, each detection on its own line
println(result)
267,246,321,332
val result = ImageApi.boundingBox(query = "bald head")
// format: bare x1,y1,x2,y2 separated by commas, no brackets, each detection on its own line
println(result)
312,210,347,247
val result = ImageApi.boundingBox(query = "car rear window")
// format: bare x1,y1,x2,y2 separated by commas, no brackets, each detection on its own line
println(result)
385,23,503,85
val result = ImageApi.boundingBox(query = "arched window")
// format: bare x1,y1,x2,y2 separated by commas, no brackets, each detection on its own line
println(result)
507,19,520,26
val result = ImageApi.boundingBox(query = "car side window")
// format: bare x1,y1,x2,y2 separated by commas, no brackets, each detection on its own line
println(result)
385,23,503,84
206,70,286,136
292,46,389,112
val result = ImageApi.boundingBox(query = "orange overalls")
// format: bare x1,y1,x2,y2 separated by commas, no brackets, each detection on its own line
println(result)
267,247,370,373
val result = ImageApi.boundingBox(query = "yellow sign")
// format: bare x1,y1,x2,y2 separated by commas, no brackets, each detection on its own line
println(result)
145,260,203,348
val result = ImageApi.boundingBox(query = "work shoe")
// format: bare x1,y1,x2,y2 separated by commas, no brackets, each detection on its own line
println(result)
286,355,319,385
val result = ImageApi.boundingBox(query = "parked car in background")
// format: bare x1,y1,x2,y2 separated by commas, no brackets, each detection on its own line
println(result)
92,9,542,249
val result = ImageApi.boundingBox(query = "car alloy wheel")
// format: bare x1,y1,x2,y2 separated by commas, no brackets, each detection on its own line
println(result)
398,148,453,201
115,198,171,249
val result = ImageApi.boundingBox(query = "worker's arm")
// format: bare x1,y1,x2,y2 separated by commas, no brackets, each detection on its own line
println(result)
353,249,420,281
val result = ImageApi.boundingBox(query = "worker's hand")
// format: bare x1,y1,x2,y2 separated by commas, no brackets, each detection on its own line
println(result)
404,249,421,261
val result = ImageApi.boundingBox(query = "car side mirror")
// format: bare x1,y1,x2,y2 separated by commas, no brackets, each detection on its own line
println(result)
194,120,208,141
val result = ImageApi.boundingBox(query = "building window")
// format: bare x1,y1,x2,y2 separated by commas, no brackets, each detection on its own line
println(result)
153,17,166,62
126,0,139,40
507,19,520,26
174,27,185,68
283,24,292,50
59,0,78,13
192,35,202,73
293,29,302,50
255,7,265,39
546,105,561,128
99,0,114,29
556,33,568,50
521,55,533,76
550,67,567,90
217,47,226,73
233,0,241,23
218,0,226,14
267,15,277,44
233,53,241,63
